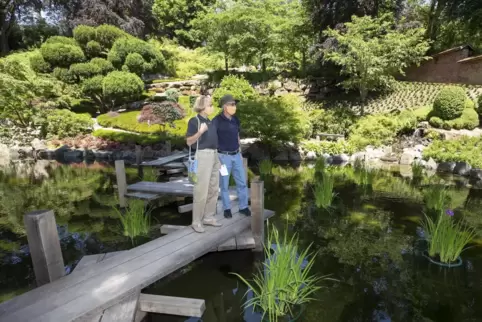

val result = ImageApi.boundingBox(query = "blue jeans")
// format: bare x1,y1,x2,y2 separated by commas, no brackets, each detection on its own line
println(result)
218,153,249,211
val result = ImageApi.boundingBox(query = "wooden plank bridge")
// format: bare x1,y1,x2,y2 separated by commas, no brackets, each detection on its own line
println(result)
0,155,273,322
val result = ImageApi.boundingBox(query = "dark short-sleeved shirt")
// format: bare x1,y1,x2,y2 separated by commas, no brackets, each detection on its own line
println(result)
186,115,218,150
212,113,240,152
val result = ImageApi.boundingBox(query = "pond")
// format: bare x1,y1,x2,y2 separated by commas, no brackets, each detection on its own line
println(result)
1,160,482,321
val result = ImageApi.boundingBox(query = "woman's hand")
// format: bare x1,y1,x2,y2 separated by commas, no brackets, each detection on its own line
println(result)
199,123,208,134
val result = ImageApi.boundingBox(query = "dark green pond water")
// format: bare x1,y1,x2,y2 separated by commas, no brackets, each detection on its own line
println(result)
1,161,482,321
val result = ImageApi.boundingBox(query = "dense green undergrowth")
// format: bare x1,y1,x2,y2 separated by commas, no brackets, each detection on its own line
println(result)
423,136,482,168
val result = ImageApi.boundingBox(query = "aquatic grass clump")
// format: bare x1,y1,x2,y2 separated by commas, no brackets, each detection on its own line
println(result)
422,209,476,265
313,173,337,209
411,161,424,179
424,185,450,212
259,159,273,176
114,200,151,243
232,225,326,321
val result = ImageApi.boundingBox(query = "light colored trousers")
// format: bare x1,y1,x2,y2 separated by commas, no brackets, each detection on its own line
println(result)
192,149,221,226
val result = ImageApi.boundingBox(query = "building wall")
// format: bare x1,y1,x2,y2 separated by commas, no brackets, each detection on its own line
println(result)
402,48,482,85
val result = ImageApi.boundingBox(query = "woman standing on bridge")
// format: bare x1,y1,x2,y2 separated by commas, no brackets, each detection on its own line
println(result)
186,96,223,233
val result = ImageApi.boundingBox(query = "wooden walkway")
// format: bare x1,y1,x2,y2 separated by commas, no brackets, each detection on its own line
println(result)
0,202,273,322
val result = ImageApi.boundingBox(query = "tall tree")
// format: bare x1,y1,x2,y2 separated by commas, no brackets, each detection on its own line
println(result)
53,0,155,37
322,14,430,115
152,0,214,48
0,0,43,55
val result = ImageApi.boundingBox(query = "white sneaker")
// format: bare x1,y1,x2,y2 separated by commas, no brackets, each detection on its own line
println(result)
192,223,205,233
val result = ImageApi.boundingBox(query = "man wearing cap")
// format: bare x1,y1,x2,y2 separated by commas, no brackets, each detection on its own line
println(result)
213,94,251,218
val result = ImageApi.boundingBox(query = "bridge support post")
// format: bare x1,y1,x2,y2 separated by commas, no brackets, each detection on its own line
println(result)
115,160,128,208
243,158,248,186
24,210,65,286
250,178,264,252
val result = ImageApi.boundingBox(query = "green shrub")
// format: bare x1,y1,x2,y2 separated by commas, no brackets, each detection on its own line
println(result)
40,42,85,68
433,86,466,120
69,62,101,81
478,95,482,114
93,129,163,145
123,53,145,76
45,36,78,46
165,88,179,102
52,67,75,83
189,95,198,108
95,24,130,50
73,25,96,47
137,101,185,129
348,112,418,150
90,58,114,75
85,40,102,58
429,108,479,130
237,96,306,147
42,109,93,138
30,53,51,73
212,75,258,108
465,99,475,110
108,37,165,74
423,136,482,168
102,71,144,108
309,106,356,135
301,140,355,155
429,116,444,128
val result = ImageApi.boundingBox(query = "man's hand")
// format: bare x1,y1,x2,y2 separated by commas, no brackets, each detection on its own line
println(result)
199,123,208,134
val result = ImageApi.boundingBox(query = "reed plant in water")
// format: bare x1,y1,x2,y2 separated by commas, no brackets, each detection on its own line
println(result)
314,157,326,174
353,157,365,171
314,173,337,209
424,185,449,212
412,161,424,179
422,209,476,264
259,159,273,176
115,200,151,243
232,225,326,321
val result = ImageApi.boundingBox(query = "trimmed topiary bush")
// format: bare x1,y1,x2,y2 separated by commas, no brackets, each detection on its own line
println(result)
69,62,101,81
102,71,144,108
73,25,96,47
53,67,75,83
90,58,114,75
433,86,466,120
108,37,165,74
212,75,258,108
81,75,105,111
85,40,102,58
40,42,85,68
95,24,130,50
44,36,78,46
478,94,482,115
429,116,444,128
429,108,479,130
123,53,145,76
30,52,51,73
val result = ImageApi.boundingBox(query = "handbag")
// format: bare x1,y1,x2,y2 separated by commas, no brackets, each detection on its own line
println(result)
188,116,201,184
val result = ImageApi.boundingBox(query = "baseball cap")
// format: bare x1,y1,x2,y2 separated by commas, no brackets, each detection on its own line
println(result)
219,94,239,108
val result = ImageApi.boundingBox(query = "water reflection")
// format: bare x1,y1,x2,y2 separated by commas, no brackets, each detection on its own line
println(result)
1,161,482,321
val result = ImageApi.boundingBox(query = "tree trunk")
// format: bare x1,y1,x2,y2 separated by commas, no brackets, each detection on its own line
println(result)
0,32,8,56
301,50,307,76
360,87,368,116
224,54,229,73
261,59,266,73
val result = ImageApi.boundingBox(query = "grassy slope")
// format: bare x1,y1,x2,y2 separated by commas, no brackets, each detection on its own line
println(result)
327,81,482,115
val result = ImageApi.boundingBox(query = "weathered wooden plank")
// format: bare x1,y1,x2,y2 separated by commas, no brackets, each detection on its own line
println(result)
138,294,205,318
127,181,194,197
160,162,185,169
115,160,128,208
141,152,188,167
166,168,184,175
75,255,103,273
100,291,140,322
103,251,127,260
217,237,237,252
160,225,186,235
177,203,193,213
125,192,161,201
169,176,187,182
251,180,264,252
0,206,247,321
24,210,65,287
134,311,147,322
236,230,255,250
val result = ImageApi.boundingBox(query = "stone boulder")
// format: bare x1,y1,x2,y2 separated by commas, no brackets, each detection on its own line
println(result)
425,158,437,170
350,152,366,163
437,162,456,173
399,150,421,165
331,154,350,165
31,138,47,151
453,162,472,176
305,151,317,161
469,169,482,181
0,143,9,167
